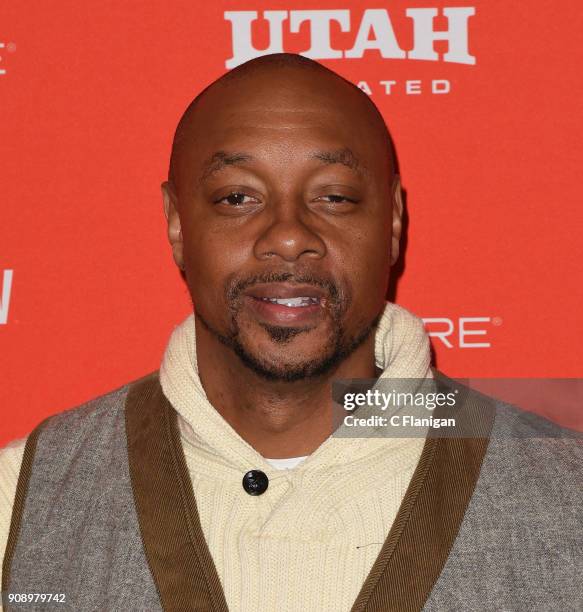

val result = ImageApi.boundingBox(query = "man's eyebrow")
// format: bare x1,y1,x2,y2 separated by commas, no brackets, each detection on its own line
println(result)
311,148,365,174
198,147,365,184
199,151,254,182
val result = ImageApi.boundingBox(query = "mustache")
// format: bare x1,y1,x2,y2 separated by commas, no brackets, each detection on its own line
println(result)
226,270,341,304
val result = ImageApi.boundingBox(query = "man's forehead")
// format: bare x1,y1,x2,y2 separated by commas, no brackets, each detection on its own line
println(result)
169,59,396,186
190,93,374,136
185,64,384,142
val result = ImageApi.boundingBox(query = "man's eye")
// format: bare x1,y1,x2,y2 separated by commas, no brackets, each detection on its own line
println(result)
215,192,257,206
317,194,358,203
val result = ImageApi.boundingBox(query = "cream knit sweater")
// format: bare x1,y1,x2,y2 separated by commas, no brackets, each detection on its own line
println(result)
0,302,431,611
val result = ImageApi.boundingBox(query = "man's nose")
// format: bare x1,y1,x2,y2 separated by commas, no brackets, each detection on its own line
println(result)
253,204,327,263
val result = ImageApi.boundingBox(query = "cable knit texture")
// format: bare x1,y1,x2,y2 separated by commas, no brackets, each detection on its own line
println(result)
0,301,431,611
159,301,431,612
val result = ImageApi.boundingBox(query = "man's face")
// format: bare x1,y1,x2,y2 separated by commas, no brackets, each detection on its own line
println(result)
167,68,397,381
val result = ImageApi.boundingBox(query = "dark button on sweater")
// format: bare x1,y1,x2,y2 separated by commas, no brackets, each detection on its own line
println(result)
242,470,269,496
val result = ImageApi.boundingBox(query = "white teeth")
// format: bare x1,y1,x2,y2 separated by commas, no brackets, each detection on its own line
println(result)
260,297,319,307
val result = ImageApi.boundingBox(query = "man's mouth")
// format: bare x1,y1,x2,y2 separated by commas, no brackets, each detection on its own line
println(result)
256,296,320,308
242,283,328,325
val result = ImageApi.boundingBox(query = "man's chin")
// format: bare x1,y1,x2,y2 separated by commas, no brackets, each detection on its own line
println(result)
195,307,379,383
232,324,335,380
231,317,379,383
231,341,340,383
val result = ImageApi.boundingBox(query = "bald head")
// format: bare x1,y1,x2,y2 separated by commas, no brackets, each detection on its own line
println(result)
168,53,397,190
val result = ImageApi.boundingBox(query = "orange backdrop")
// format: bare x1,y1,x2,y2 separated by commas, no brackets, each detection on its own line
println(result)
1,1,582,445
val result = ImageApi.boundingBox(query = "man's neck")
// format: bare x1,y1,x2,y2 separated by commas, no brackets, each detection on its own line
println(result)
194,323,378,459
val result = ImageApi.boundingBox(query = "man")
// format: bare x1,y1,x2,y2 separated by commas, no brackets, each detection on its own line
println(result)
1,54,581,611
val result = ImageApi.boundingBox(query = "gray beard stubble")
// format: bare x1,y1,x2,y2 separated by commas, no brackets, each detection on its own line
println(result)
194,271,381,382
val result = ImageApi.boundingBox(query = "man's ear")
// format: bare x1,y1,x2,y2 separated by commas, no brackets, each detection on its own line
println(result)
390,175,404,266
161,181,184,271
